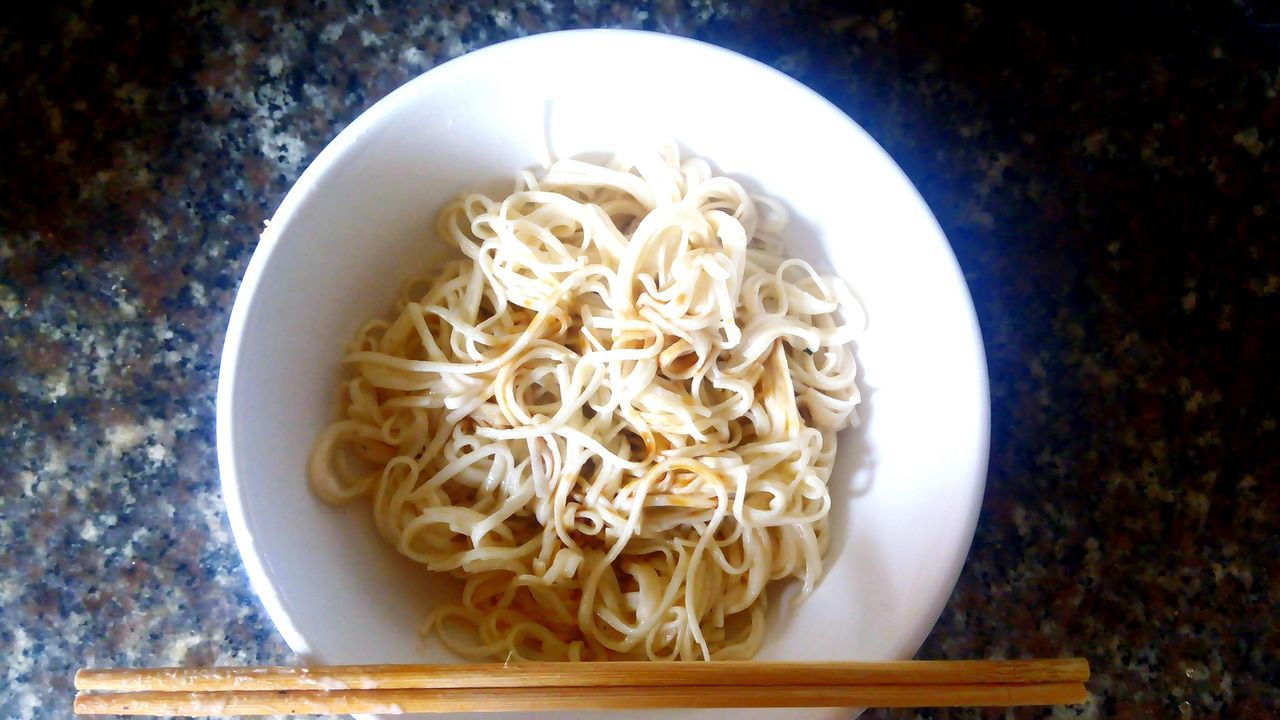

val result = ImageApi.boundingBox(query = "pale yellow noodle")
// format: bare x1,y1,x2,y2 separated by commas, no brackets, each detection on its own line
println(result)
310,145,863,662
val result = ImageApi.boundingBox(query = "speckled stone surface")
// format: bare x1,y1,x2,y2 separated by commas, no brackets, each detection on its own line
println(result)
2,2,1277,719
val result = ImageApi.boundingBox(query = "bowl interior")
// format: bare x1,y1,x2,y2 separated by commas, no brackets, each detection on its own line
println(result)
218,30,988,720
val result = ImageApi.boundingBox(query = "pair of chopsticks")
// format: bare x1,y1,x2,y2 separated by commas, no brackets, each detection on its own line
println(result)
74,659,1089,716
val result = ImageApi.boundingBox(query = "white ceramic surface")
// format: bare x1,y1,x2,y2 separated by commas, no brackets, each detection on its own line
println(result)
217,29,989,720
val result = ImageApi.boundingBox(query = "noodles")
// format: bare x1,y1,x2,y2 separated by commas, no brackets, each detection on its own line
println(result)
309,145,863,662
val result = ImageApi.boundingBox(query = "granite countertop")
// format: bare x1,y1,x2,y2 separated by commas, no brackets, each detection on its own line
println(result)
2,2,1276,718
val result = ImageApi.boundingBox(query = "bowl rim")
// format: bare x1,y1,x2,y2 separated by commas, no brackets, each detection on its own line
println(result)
216,27,990,666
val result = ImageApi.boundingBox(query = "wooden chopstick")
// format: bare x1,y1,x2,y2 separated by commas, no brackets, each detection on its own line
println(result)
74,659,1089,716
76,659,1089,691
74,682,1087,716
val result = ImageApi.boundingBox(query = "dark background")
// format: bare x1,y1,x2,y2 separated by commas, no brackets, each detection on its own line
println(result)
1,2,1276,718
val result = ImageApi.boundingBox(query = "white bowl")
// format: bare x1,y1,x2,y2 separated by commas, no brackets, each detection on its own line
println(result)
217,29,989,720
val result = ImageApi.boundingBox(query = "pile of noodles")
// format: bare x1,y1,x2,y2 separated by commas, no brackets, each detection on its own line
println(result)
311,145,862,661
